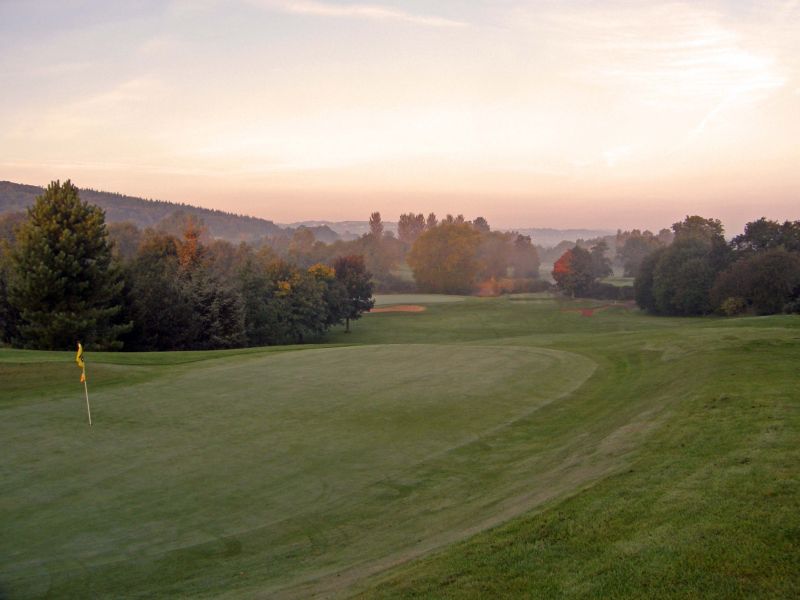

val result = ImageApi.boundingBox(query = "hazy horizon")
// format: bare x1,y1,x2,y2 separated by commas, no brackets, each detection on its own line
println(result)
2,0,798,233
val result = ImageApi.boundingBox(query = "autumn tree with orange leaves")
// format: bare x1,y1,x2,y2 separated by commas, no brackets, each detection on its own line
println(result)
408,222,482,294
552,246,594,297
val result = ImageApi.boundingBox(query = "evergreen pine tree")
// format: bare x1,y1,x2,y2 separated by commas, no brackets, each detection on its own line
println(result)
0,244,20,344
9,180,130,349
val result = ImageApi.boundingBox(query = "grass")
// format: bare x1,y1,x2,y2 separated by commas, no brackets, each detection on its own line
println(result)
372,294,465,306
601,275,635,287
1,296,798,598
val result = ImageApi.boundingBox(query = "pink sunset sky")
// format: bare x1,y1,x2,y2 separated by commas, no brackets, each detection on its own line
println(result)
1,0,798,232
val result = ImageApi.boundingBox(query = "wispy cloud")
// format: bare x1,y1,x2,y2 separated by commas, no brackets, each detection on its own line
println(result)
504,0,790,161
538,3,786,109
7,77,166,144
252,0,467,28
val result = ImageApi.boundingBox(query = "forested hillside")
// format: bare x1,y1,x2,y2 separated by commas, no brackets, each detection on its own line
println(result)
0,181,292,242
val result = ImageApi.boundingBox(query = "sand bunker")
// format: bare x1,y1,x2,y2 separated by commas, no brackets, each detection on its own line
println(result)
369,305,427,313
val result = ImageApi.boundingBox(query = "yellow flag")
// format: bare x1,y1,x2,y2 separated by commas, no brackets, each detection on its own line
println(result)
76,341,92,425
76,342,85,370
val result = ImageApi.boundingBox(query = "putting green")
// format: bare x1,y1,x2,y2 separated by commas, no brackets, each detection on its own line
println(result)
1,344,594,598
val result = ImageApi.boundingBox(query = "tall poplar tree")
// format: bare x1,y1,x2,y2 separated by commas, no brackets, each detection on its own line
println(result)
9,180,129,349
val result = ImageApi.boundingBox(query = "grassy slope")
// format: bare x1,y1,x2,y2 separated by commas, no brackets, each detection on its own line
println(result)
352,308,800,598
1,298,798,598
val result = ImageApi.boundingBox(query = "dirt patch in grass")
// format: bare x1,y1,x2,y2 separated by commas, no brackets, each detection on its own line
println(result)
369,305,427,313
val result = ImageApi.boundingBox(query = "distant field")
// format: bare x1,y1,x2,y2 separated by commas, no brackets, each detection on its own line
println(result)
1,298,798,598
372,293,465,306
601,275,636,287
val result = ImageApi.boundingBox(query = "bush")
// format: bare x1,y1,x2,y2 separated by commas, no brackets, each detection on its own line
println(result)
581,282,630,300
475,277,551,296
711,249,800,315
616,286,636,301
516,278,552,293
373,273,417,293
784,298,800,314
720,297,747,316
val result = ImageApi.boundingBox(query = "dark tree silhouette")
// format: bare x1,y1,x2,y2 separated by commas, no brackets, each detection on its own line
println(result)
8,180,130,349
369,212,384,238
333,255,374,332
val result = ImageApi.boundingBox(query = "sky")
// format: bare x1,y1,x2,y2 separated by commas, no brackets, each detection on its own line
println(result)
1,0,798,232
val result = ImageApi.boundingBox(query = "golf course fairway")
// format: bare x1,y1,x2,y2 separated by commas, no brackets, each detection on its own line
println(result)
1,296,798,598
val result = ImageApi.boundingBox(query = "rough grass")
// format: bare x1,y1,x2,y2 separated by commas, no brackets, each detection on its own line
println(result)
1,297,798,599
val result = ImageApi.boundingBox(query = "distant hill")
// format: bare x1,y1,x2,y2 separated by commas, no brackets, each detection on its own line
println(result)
509,228,614,248
0,181,288,243
294,224,341,244
284,220,398,241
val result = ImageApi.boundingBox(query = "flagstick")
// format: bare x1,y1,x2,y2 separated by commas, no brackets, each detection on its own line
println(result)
83,368,92,426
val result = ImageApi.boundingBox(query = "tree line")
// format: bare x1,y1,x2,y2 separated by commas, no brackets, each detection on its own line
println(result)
634,216,800,316
254,210,545,296
548,215,800,315
375,212,543,295
0,181,373,350
0,188,549,352
3,182,795,351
